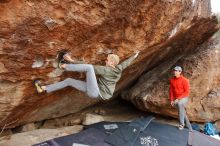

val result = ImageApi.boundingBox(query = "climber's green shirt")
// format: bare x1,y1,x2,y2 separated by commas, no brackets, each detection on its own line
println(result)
93,55,136,100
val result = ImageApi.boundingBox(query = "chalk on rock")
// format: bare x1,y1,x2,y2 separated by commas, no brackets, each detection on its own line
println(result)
32,56,44,68
44,17,58,31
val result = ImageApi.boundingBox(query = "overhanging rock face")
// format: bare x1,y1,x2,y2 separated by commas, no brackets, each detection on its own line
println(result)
122,37,220,122
0,0,218,128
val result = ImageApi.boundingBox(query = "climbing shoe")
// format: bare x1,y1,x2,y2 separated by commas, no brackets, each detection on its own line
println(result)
33,79,44,93
58,59,70,69
57,50,71,68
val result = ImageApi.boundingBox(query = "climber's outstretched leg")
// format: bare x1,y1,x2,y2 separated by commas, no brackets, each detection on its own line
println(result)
34,64,100,98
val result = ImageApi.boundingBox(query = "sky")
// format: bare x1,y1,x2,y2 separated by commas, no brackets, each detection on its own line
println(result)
211,0,220,13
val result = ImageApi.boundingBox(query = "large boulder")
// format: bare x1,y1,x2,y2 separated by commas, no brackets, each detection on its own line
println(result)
122,37,220,122
0,0,218,128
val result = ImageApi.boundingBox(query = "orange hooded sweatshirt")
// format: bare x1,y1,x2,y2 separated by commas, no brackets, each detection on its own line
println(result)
169,75,190,101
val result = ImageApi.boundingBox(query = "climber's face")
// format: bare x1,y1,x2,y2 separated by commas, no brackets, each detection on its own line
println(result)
173,70,181,77
105,56,115,67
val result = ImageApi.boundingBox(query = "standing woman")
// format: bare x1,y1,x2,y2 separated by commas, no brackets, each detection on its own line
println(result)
169,66,192,131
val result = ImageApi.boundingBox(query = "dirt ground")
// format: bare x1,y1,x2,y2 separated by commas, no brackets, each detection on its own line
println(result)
0,99,182,146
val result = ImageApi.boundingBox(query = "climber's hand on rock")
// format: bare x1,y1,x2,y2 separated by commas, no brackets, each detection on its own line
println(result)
134,50,140,58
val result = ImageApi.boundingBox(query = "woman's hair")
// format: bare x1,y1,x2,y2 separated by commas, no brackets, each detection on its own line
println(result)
108,54,120,66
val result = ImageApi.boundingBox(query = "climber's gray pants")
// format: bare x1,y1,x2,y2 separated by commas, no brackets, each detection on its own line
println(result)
175,97,192,131
45,64,100,98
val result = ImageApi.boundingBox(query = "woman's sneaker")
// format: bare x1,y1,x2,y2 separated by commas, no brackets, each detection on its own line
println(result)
33,79,44,93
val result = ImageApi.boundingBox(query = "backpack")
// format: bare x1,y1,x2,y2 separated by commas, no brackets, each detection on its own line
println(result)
191,123,201,132
204,122,218,136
